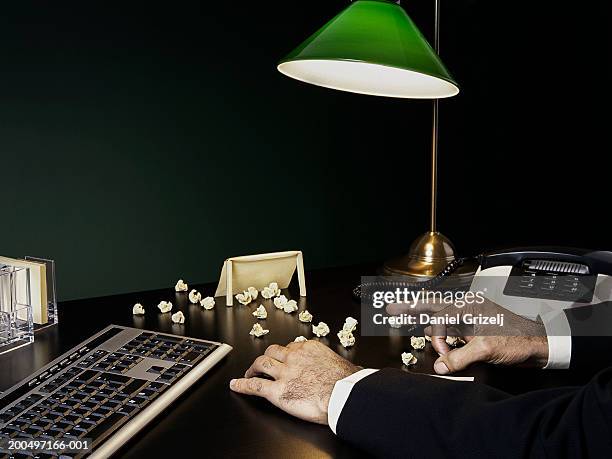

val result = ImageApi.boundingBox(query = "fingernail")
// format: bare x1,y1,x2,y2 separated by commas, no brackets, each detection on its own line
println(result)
229,379,236,388
434,361,449,375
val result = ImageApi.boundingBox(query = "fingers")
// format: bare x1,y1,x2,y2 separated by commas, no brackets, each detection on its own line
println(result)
229,377,276,399
424,323,451,356
264,344,289,362
431,336,451,355
244,355,285,379
433,338,489,375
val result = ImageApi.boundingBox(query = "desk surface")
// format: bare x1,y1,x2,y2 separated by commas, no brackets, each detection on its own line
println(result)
0,265,594,458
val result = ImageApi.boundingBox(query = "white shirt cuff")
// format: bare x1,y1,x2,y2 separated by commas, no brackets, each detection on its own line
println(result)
327,368,378,434
540,310,572,369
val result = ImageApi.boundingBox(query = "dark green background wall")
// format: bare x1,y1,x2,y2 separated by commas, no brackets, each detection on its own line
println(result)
2,1,610,300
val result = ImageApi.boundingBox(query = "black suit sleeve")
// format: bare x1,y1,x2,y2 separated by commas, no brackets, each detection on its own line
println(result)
565,301,612,371
336,368,612,459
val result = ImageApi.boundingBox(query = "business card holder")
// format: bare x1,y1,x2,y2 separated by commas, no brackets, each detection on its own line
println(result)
0,256,58,354
25,256,59,329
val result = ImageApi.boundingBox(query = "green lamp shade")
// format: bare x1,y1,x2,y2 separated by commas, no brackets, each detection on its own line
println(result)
278,0,459,99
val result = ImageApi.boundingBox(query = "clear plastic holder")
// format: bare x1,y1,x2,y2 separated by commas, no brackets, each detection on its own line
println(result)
0,266,34,355
25,256,58,329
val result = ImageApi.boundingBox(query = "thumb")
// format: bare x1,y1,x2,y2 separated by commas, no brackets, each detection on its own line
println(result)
433,339,486,375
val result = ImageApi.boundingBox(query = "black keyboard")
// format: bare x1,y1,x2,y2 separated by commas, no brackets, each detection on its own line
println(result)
0,325,231,458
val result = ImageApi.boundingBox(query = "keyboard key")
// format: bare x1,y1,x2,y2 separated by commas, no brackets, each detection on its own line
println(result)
147,382,167,392
39,399,57,410
64,414,81,424
78,387,97,396
87,396,107,406
158,335,183,343
75,370,99,384
87,412,125,439
190,342,213,351
53,421,72,432
130,396,149,408
179,351,200,363
121,379,146,396
44,412,62,423
80,401,98,411
47,427,65,438
3,408,21,418
35,453,56,459
146,366,165,374
71,427,88,437
24,426,43,436
118,404,137,415
12,403,28,413
88,413,105,423
112,392,129,402
104,400,122,410
22,395,43,407
136,388,157,399
20,412,38,422
102,374,130,385
88,381,105,390
3,422,22,432
80,416,98,425
98,388,115,398
95,406,113,416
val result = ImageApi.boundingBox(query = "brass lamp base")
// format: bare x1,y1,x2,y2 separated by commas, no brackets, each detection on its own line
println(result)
383,231,456,278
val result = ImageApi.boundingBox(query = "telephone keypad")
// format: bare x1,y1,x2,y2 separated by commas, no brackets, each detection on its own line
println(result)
504,260,596,303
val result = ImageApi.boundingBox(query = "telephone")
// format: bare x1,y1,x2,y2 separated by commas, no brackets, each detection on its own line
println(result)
355,247,612,319
470,247,612,320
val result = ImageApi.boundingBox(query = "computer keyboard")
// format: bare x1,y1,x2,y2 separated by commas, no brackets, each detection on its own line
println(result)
0,325,232,458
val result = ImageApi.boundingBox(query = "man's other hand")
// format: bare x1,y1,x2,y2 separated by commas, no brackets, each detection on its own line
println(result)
428,300,550,374
388,297,550,375
430,335,549,375
229,340,360,424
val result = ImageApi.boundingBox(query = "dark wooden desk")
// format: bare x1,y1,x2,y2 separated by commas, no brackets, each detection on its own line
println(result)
0,265,594,458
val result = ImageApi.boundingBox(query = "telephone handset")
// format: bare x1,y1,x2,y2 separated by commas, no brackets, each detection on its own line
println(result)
352,256,473,301
354,247,612,318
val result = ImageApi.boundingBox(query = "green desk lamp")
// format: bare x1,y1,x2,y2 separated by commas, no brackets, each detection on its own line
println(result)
278,0,459,277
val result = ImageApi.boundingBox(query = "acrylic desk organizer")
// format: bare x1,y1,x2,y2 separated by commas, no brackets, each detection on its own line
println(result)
0,266,34,355
26,256,59,329
0,256,58,354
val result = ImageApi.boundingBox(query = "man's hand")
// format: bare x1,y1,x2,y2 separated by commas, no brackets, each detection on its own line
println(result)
430,335,549,375
387,297,550,375
229,340,360,424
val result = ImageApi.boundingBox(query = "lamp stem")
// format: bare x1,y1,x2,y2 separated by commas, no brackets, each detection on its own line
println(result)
383,0,459,277
430,102,439,232
430,0,441,233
